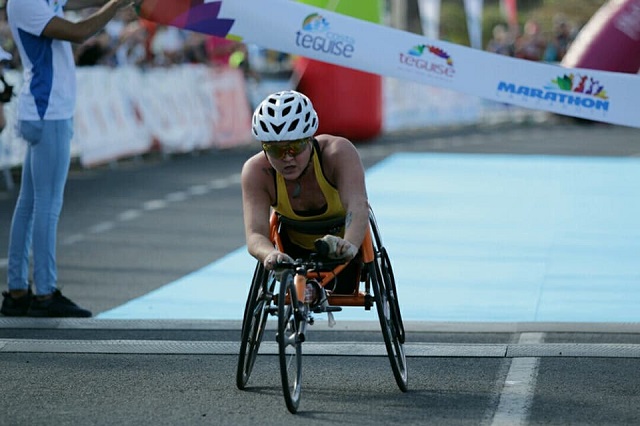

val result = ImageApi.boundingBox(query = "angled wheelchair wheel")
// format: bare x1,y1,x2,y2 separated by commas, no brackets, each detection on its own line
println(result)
369,211,408,392
236,262,275,390
277,270,303,413
371,230,406,343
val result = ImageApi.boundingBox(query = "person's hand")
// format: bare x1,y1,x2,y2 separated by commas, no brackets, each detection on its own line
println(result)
263,250,293,271
316,235,358,261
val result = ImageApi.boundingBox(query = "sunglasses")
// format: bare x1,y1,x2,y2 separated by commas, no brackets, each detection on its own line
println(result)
262,139,309,159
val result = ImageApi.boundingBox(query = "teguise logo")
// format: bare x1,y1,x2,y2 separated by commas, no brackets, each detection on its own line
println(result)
295,13,355,58
399,44,455,78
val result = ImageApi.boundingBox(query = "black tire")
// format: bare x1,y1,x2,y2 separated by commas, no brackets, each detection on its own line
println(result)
236,262,274,390
277,270,303,413
369,209,406,343
369,210,408,392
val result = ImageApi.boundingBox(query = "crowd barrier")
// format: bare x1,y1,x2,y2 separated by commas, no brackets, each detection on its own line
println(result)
0,65,253,172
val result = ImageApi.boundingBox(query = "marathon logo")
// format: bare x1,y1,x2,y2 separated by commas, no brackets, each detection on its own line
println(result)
497,75,611,112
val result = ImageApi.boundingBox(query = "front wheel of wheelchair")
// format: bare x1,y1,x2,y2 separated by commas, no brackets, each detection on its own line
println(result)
277,270,303,413
236,262,274,390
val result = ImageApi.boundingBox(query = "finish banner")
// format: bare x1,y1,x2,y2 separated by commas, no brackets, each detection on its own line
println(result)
137,0,640,128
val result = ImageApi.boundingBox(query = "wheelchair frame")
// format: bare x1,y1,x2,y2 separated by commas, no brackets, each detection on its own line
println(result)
236,206,407,413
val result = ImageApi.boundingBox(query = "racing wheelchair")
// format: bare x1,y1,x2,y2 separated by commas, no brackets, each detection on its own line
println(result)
236,206,407,413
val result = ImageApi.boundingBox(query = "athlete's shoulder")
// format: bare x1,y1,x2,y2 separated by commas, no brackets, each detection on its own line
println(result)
316,134,356,153
242,151,272,181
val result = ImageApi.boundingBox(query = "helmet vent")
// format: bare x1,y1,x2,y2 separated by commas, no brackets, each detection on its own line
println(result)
287,119,300,132
266,106,276,118
282,106,292,116
270,122,285,135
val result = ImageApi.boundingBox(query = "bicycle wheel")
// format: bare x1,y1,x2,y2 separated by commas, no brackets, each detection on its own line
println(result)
236,262,274,390
277,270,303,413
369,213,408,392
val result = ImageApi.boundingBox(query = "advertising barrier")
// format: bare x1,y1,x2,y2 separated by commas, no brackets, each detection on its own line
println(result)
75,65,252,166
0,65,252,175
138,0,640,129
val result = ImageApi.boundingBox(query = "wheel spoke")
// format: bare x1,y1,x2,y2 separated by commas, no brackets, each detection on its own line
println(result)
369,209,409,392
278,272,303,413
237,263,273,390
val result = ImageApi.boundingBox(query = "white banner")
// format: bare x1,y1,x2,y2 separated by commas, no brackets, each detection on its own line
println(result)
210,0,639,128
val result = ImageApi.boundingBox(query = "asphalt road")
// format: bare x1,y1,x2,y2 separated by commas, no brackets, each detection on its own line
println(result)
1,116,640,425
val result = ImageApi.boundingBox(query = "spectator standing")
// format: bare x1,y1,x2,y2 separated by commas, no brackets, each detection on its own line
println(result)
514,19,546,61
113,19,149,67
150,25,185,66
1,0,138,318
543,17,574,63
75,29,113,66
486,24,514,57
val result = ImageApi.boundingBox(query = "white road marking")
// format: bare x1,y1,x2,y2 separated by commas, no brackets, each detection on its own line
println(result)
143,199,167,211
188,184,209,195
88,221,115,234
490,333,544,426
165,192,188,203
4,172,243,257
118,209,142,221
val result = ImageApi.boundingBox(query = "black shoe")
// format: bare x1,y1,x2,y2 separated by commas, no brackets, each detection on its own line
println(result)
27,290,92,318
1,289,33,316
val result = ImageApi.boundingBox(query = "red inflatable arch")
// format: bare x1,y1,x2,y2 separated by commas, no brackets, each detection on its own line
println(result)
562,0,640,73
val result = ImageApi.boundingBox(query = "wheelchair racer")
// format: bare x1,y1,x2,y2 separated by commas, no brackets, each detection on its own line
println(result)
241,90,369,294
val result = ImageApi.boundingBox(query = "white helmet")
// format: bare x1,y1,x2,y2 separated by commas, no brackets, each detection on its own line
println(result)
252,90,319,141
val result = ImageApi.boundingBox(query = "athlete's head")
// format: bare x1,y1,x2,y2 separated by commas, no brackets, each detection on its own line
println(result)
252,90,318,143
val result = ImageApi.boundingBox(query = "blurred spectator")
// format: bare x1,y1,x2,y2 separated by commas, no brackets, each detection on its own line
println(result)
543,15,575,63
206,36,260,81
0,4,18,69
151,25,186,66
113,19,149,66
75,30,113,66
486,24,514,56
206,36,243,68
514,19,546,61
183,32,208,64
